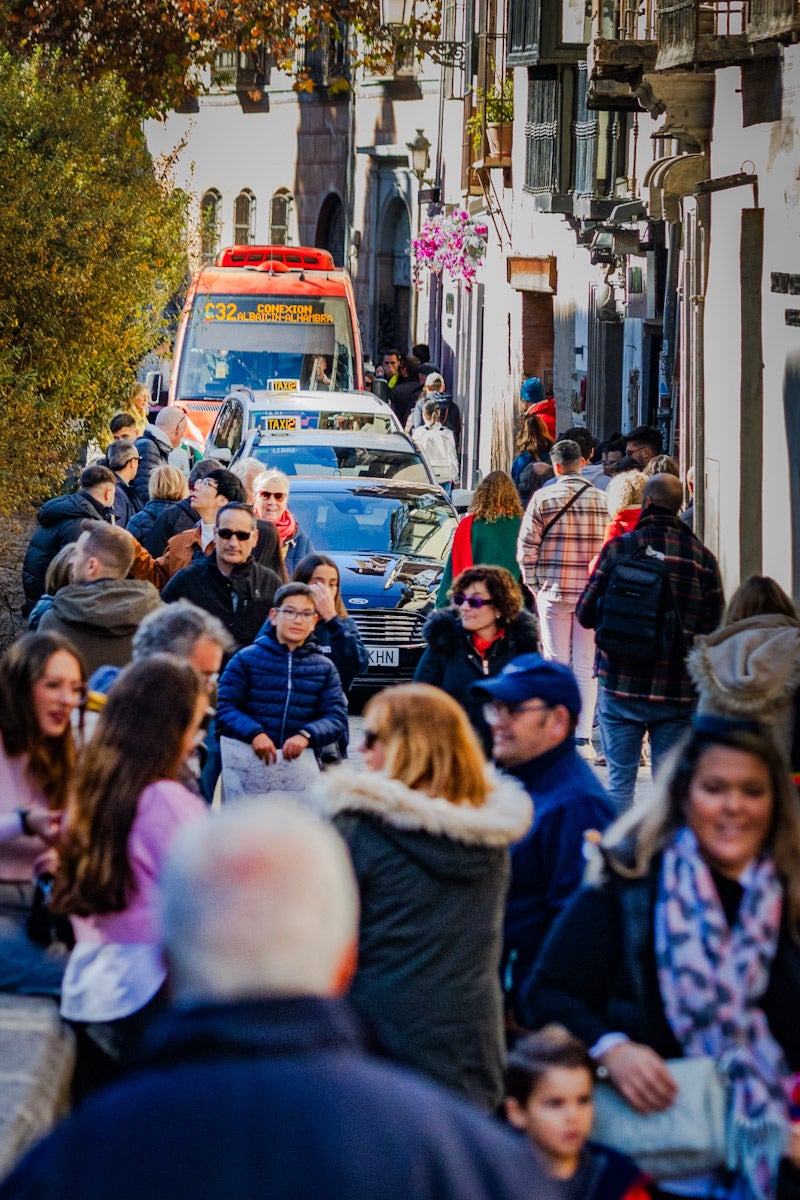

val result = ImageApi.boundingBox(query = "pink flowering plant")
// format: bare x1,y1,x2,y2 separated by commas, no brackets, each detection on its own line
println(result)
412,210,489,291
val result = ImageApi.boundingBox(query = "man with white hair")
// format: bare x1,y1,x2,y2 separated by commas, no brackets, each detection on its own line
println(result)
0,804,555,1200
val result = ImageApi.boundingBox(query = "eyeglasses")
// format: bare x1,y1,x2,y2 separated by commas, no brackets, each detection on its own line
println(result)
258,490,287,501
216,528,252,542
362,729,380,750
482,701,550,726
452,593,491,609
278,607,317,621
195,478,218,492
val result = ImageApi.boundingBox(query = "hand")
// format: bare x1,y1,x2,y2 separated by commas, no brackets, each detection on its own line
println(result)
33,847,60,877
309,581,337,623
601,1041,678,1114
282,734,310,761
251,733,278,764
26,811,61,844
787,1123,800,1170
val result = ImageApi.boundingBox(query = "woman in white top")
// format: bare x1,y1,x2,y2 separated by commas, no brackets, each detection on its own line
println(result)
0,631,86,995
411,398,459,494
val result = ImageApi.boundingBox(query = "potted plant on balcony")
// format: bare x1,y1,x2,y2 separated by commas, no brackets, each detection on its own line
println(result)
466,75,514,160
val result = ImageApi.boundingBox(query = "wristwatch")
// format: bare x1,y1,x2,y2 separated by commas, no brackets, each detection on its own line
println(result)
15,808,33,837
298,730,311,742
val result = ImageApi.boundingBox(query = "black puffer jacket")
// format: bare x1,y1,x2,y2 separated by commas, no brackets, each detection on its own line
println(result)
133,427,172,505
311,766,533,1111
414,608,540,753
127,498,183,553
146,497,198,556
22,491,111,612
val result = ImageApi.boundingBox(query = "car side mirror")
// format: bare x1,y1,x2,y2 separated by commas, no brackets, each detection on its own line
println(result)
372,378,389,403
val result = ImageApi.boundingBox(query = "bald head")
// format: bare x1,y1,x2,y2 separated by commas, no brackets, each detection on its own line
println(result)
160,801,359,1004
642,472,684,514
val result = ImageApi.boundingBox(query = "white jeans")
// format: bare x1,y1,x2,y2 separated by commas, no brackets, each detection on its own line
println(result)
535,595,598,740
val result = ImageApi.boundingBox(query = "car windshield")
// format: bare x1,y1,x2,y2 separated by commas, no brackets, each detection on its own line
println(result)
289,489,457,559
253,410,397,434
176,294,356,400
254,443,431,483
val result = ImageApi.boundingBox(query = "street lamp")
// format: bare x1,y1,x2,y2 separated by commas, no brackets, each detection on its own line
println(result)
378,0,466,66
407,129,431,183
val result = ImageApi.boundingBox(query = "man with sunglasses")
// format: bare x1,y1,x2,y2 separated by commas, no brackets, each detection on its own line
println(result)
471,653,613,1023
161,503,282,651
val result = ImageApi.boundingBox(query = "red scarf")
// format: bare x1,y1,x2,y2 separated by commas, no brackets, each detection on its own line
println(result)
471,628,505,656
450,514,474,577
273,508,298,545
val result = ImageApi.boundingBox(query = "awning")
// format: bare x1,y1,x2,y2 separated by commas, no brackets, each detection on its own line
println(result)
643,153,708,222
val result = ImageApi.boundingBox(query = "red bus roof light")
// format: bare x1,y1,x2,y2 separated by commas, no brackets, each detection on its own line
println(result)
215,245,336,271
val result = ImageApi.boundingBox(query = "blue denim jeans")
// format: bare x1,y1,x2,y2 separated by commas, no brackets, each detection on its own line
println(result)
597,688,694,812
0,895,67,997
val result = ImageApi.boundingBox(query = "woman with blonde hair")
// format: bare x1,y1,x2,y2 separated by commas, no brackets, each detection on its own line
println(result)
587,469,648,576
436,470,525,605
252,468,313,575
127,382,151,437
126,464,188,552
312,683,532,1109
27,543,77,631
522,716,800,1200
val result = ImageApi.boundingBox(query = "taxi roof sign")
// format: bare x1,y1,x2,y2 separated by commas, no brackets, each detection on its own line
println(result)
261,414,300,433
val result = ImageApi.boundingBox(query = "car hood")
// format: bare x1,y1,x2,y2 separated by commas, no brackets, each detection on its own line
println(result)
325,551,443,611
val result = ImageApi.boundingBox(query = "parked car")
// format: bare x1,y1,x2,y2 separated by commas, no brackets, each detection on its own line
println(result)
203,387,401,461
287,478,458,688
236,426,438,486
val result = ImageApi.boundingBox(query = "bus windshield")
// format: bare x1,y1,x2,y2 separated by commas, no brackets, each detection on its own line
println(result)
175,294,357,400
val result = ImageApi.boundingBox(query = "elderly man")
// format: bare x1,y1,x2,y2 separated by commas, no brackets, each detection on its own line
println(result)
133,407,188,505
0,804,557,1200
39,523,160,674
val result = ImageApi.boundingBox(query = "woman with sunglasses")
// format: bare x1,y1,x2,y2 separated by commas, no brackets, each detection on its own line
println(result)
252,469,313,576
312,683,532,1111
51,656,208,1096
415,566,539,754
0,631,86,995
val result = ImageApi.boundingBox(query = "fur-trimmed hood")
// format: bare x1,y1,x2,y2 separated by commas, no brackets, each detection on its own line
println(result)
687,613,800,718
421,606,539,656
311,764,532,850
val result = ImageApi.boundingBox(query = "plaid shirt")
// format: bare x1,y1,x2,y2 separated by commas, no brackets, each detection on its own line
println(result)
575,510,725,703
517,475,608,603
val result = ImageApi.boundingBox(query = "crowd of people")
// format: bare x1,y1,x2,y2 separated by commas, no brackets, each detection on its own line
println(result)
1,377,800,1200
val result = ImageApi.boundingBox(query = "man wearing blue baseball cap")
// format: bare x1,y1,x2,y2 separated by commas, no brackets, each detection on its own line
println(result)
471,653,614,1023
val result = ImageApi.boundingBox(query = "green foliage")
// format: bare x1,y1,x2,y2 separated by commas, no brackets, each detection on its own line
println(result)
466,73,514,153
0,52,188,514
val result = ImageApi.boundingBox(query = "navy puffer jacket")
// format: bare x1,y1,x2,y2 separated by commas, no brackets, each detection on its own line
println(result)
127,498,182,552
216,623,348,750
22,491,111,612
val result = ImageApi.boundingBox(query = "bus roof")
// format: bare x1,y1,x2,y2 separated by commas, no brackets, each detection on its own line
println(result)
216,245,335,270
188,264,352,300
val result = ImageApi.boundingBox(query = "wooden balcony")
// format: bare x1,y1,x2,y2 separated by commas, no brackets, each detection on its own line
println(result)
748,0,800,40
588,0,658,107
655,0,751,69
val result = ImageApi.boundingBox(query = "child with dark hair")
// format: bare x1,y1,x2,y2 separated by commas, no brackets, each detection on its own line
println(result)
505,1026,650,1200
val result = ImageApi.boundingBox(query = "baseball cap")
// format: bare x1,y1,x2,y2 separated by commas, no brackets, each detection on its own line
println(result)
471,653,582,717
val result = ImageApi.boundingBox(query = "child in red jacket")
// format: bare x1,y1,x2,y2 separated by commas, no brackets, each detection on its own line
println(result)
505,1026,651,1200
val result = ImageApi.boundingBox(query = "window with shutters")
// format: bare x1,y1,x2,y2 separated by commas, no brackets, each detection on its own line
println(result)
508,0,541,63
233,190,256,245
200,190,222,264
269,191,293,245
525,67,560,192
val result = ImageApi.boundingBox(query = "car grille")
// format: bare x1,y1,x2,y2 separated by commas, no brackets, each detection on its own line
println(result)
350,610,427,645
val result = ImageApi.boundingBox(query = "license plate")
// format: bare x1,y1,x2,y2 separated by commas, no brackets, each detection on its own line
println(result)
367,646,399,667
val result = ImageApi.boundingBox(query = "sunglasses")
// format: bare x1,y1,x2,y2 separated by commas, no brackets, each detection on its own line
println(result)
216,528,251,542
362,729,380,750
258,490,286,501
452,594,491,609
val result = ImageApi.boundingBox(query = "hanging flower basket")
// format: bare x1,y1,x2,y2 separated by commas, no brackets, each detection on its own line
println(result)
412,210,489,292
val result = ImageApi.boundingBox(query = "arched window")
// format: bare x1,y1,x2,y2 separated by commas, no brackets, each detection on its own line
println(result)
200,189,222,264
233,189,256,244
269,189,294,246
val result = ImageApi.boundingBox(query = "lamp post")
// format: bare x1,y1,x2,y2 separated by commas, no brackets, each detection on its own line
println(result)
406,129,431,183
378,0,467,66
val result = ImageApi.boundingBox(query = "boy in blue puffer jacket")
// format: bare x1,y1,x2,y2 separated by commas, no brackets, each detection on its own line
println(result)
216,582,348,764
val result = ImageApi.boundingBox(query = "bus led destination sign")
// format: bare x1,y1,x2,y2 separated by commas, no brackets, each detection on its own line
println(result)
203,300,335,324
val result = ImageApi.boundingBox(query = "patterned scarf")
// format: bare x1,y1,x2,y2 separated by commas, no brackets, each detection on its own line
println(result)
655,827,791,1200
273,508,298,546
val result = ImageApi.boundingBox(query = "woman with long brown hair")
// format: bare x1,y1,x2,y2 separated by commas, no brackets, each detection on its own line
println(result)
511,413,554,490
311,683,532,1110
436,470,525,605
0,631,85,995
53,655,208,1095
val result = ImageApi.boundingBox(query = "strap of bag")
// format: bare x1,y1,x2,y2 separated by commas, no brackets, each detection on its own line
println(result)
619,540,688,654
539,481,592,543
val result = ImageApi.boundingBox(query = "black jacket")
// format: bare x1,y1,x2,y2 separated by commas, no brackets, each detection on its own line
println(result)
0,997,555,1200
147,497,198,556
313,766,533,1110
414,609,539,753
22,491,112,612
161,555,282,648
127,498,183,553
112,477,143,528
390,378,423,428
133,428,172,505
520,854,800,1068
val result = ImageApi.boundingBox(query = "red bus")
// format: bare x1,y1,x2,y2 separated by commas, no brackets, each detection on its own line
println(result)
169,245,364,440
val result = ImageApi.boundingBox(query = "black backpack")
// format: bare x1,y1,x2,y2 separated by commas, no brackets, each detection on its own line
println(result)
595,544,684,661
